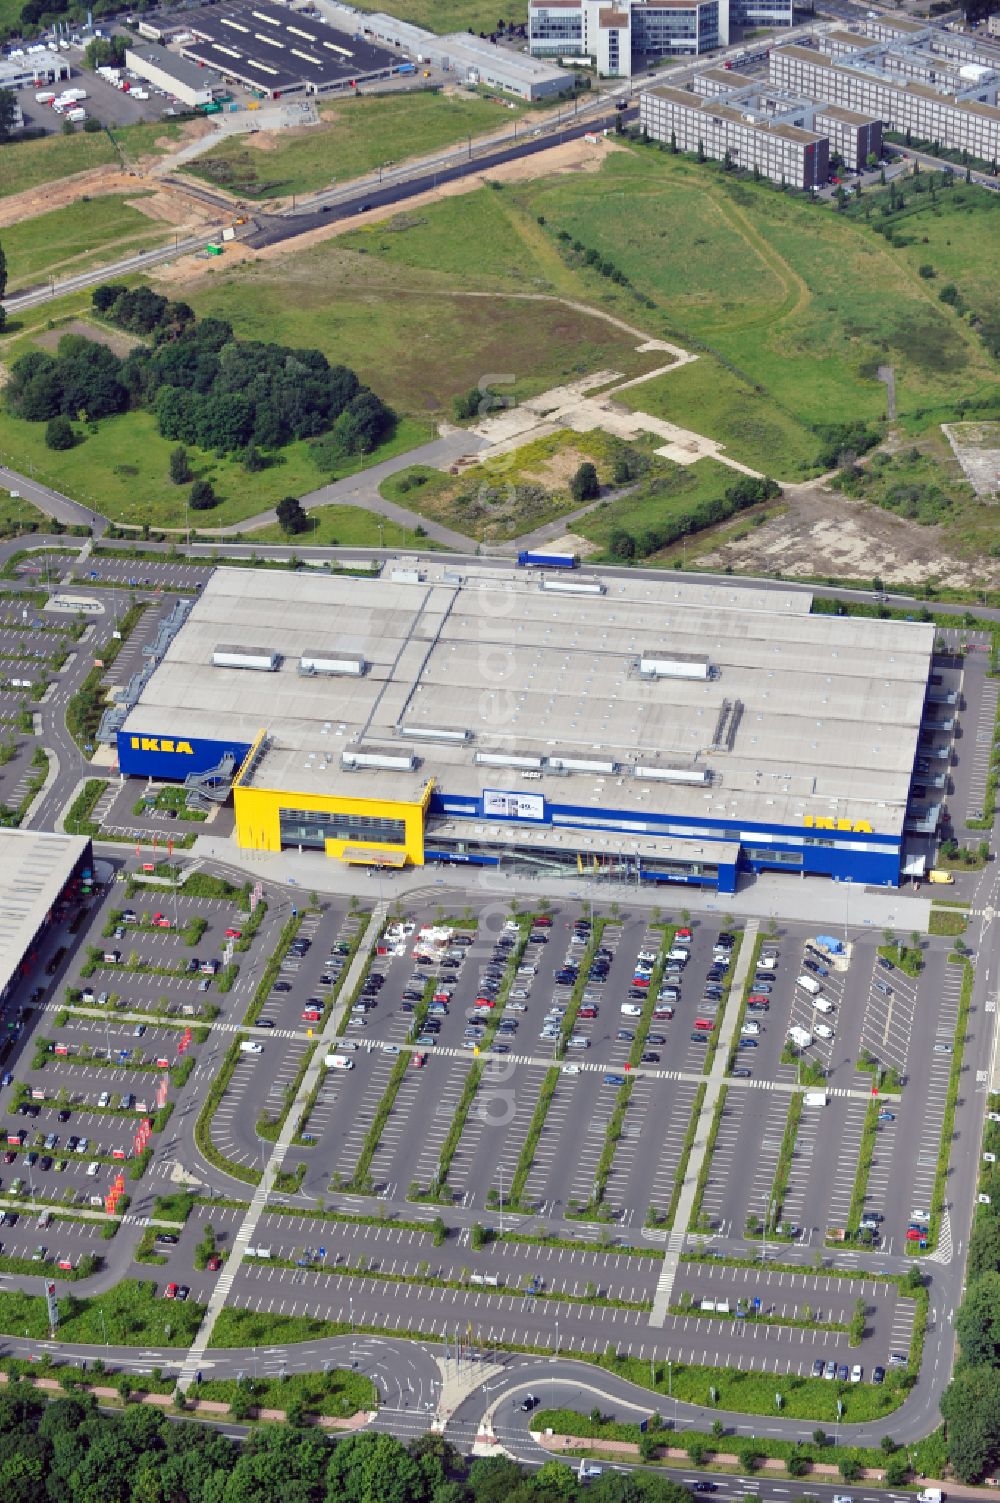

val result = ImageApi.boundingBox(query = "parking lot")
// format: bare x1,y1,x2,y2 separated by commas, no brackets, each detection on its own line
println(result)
0,856,977,1388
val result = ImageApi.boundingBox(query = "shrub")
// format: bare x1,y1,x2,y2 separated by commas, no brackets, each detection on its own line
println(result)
45,415,75,451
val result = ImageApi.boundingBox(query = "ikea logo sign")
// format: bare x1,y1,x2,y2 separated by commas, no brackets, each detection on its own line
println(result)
129,737,194,756
803,816,873,834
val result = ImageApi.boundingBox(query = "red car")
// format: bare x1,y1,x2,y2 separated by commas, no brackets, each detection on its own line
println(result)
534,916,552,927
631,976,650,989
676,928,692,939
694,1018,715,1031
206,1255,222,1271
475,998,496,1009
301,1009,322,1022
578,1006,597,1018
225,928,242,940
152,914,171,929
653,1007,674,1020
747,995,770,1008
164,1283,178,1299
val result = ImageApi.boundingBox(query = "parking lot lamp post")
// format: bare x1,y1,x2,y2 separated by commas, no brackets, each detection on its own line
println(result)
668,1359,674,1427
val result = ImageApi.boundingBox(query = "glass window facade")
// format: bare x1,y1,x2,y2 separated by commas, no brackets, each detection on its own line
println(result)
278,807,407,850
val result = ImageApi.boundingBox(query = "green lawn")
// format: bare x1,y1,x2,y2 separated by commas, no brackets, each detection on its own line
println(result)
0,120,187,200
0,401,433,532
619,360,822,480
355,0,527,35
2,195,174,293
186,91,526,201
248,503,443,548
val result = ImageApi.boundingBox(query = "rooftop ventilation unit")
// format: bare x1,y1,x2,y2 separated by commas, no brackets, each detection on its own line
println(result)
547,756,617,774
639,654,711,681
540,577,607,596
399,725,471,744
474,751,544,770
342,748,418,772
299,652,366,677
633,764,712,785
212,645,279,672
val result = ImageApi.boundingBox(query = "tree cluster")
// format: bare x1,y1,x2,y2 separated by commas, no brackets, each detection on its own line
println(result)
606,475,780,562
6,283,394,474
940,1105,1000,1481
0,1391,696,1503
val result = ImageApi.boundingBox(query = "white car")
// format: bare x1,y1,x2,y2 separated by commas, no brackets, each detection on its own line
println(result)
814,1022,834,1040
911,1207,930,1221
620,1003,643,1017
741,1021,761,1035
562,1063,581,1075
850,1365,863,1383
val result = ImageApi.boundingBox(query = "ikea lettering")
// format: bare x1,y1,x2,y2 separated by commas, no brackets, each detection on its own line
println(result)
129,737,194,755
803,816,873,834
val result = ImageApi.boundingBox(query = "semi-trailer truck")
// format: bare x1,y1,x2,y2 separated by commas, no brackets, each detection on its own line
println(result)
516,550,579,569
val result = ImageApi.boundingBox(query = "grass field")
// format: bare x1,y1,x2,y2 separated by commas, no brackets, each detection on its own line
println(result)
355,0,527,35
247,503,443,548
186,228,649,416
186,91,526,201
0,120,187,201
504,148,999,475
2,195,174,293
0,397,433,531
0,489,52,539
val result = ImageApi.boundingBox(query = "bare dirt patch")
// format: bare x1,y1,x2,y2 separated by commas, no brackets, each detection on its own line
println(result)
0,166,223,233
697,482,991,587
33,319,140,357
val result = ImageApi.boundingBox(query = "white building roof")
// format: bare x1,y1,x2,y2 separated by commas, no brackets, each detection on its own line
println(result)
0,830,89,1002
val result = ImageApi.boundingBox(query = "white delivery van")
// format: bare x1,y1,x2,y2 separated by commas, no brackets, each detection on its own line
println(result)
813,997,834,1013
918,1492,944,1503
788,1025,814,1049
239,1040,263,1055
796,974,821,996
325,1054,354,1070
803,1091,828,1107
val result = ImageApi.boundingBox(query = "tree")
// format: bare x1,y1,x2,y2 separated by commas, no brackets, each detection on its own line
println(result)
169,446,192,485
276,495,308,535
956,1272,1000,1367
608,527,636,560
941,1366,1000,1481
534,1459,581,1497
188,479,217,512
44,415,75,451
570,461,600,503
968,1216,1000,1282
326,1430,429,1503
0,90,17,145
884,1453,910,1486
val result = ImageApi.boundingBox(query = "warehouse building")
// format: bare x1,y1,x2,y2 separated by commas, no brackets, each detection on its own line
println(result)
0,48,70,90
0,830,94,1011
316,1,574,99
640,84,830,186
770,43,1000,158
115,564,936,893
124,43,223,107
181,0,402,99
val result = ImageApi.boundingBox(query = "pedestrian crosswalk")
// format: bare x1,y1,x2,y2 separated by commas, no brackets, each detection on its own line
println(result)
926,1208,953,1264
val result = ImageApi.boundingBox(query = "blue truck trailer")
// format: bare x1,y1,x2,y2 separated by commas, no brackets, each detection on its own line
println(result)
516,551,580,569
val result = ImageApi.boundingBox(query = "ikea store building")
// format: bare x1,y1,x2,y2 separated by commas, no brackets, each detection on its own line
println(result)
116,564,938,893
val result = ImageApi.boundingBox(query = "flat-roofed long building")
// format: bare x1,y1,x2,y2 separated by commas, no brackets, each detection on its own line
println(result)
116,563,936,893
0,830,93,1009
640,83,829,185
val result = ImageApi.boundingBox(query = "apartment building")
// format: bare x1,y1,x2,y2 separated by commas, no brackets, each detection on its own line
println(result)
770,44,1000,159
640,84,829,186
814,105,883,168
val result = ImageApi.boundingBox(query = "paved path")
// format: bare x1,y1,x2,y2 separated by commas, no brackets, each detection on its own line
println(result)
207,431,484,550
177,903,386,1389
649,921,758,1326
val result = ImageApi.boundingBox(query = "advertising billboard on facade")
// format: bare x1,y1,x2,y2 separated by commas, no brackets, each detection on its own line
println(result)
482,789,545,821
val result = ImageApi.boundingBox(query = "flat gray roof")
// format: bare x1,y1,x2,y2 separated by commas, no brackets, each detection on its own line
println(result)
123,564,934,840
127,42,223,91
0,830,88,1002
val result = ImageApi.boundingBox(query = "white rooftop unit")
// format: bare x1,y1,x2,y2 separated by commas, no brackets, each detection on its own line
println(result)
299,652,366,677
474,751,544,770
540,577,607,596
399,725,472,743
341,748,418,772
633,764,712,784
639,653,711,680
547,755,617,774
212,644,279,672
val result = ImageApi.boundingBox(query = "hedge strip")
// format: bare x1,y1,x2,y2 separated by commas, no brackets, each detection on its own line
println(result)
688,1085,728,1232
